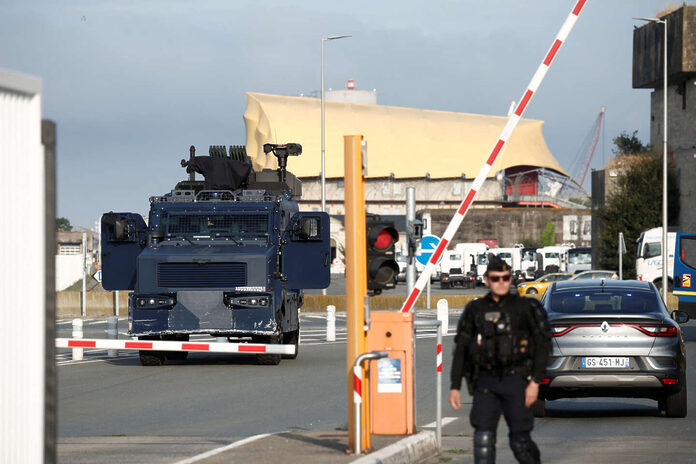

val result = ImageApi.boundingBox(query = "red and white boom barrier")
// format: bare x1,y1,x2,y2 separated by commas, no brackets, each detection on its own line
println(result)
401,0,588,312
55,338,296,355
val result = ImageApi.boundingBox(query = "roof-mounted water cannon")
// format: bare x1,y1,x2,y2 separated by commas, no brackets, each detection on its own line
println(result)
263,143,302,183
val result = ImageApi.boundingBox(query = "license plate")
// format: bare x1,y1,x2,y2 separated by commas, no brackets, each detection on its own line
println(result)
581,357,630,368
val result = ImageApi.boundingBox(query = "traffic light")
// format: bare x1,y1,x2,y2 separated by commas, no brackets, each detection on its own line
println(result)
366,214,399,294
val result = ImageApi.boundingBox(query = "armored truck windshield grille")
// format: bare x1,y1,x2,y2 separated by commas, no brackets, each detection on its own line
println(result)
157,262,247,288
165,214,268,236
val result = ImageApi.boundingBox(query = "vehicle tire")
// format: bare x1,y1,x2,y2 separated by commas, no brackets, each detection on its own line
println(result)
165,335,189,361
256,335,282,365
530,399,546,418
527,288,538,295
166,351,188,361
282,329,299,360
664,383,687,418
139,350,165,366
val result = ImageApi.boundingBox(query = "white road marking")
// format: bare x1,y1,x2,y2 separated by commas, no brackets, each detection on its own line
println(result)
421,417,458,428
172,432,281,464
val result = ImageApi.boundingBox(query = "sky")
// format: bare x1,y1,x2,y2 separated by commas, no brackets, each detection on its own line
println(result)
0,0,676,229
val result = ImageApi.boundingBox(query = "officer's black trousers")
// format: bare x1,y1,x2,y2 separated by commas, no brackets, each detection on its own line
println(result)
470,375,540,463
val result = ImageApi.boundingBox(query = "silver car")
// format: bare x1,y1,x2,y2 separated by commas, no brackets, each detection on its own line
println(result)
536,279,689,418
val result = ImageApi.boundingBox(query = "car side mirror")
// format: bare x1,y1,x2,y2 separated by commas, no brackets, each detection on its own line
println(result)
672,310,690,324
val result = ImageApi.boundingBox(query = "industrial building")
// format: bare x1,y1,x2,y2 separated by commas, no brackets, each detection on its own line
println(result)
243,86,589,272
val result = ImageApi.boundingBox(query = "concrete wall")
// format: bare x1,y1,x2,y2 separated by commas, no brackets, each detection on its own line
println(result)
650,79,696,232
426,208,592,247
56,255,83,291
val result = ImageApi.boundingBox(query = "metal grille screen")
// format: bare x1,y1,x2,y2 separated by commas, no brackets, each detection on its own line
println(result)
166,214,268,235
157,262,247,288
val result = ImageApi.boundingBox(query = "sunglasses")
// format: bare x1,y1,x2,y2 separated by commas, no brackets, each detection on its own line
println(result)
488,274,511,283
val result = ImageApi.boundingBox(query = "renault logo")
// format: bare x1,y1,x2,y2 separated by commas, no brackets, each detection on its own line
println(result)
600,321,610,332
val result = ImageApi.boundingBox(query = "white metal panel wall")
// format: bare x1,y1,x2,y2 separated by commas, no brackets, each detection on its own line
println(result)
0,75,44,463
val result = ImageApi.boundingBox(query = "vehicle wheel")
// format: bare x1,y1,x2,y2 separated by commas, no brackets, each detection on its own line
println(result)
663,383,687,418
139,350,165,366
530,399,546,418
256,335,282,365
527,288,538,295
166,351,188,361
165,335,189,361
282,329,299,360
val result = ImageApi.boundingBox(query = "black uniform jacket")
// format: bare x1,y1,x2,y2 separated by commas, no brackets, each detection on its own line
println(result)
450,291,552,390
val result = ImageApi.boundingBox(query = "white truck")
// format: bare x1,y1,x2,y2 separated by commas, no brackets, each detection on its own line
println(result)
520,247,539,279
567,246,592,274
536,245,573,273
636,227,676,290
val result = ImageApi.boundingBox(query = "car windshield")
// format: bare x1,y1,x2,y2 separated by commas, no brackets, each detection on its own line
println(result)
164,213,269,236
522,251,536,261
549,289,660,314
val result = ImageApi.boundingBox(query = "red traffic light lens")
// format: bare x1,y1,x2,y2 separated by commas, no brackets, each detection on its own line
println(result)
373,229,394,250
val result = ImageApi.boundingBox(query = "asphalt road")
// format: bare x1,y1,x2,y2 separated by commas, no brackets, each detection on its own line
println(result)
56,314,696,463
56,310,456,462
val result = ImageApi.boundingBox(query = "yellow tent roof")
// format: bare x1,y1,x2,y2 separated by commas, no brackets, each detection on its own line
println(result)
244,92,567,179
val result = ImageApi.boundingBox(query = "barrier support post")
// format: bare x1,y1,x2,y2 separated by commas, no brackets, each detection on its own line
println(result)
106,316,118,357
72,319,83,361
345,135,368,451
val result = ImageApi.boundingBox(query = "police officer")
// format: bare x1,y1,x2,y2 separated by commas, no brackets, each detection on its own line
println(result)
448,257,551,464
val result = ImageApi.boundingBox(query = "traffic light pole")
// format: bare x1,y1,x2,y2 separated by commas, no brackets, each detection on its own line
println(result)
344,135,369,451
406,187,416,297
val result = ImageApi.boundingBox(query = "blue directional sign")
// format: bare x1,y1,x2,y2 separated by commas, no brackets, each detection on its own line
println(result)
93,270,102,283
416,235,441,266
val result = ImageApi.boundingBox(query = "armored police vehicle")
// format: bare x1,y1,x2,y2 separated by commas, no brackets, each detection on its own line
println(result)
101,143,330,366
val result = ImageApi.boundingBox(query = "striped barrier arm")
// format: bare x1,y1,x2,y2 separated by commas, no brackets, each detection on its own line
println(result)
400,0,588,312
55,338,296,355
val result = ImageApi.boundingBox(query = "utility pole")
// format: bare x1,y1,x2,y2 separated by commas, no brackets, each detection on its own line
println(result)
344,135,369,451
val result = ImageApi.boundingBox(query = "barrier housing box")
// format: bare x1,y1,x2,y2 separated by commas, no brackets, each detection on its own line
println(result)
367,311,415,435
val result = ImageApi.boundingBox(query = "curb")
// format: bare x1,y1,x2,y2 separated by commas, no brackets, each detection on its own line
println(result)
352,430,438,464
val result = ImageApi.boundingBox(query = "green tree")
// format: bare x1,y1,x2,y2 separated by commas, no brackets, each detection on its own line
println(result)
540,219,555,246
521,236,543,248
56,217,72,232
612,130,647,155
595,152,679,278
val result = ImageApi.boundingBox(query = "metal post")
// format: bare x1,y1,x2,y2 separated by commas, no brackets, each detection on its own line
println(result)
618,236,623,281
436,324,442,450
106,316,118,357
426,280,431,309
72,318,83,361
406,187,416,297
437,298,449,335
115,290,120,317
326,305,336,341
352,351,389,455
321,39,326,214
662,18,669,304
414,320,442,450
81,232,87,316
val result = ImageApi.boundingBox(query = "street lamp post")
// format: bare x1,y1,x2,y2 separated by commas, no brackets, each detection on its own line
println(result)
321,35,351,215
635,17,668,302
